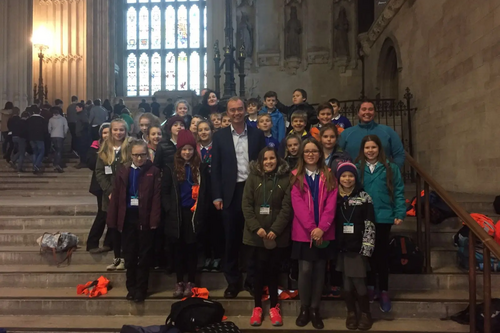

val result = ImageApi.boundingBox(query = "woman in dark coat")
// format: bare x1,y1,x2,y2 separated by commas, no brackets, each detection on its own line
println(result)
195,89,225,118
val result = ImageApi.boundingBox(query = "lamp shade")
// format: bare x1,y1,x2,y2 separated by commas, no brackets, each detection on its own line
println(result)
32,25,50,51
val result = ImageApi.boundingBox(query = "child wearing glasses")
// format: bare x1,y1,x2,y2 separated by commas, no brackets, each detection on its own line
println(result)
107,139,161,303
290,138,338,330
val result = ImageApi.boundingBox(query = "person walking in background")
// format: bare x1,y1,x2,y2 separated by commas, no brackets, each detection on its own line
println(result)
1,102,14,163
120,109,135,135
26,107,48,174
96,119,131,271
139,99,151,113
8,107,27,172
291,138,338,330
74,103,91,169
113,99,126,117
89,99,109,141
107,139,161,303
66,96,79,157
102,99,113,120
48,106,69,173
86,123,112,254
356,134,406,313
151,97,161,118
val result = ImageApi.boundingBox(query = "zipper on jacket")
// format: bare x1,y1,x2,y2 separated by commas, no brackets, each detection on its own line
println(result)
190,171,202,234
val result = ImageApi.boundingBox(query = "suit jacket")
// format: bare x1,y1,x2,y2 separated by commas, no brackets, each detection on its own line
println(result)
211,125,266,208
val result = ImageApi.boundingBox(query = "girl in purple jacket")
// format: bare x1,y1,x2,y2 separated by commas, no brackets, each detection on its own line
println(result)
290,138,338,330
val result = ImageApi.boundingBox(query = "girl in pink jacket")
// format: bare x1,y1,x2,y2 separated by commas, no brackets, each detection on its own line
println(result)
290,138,338,330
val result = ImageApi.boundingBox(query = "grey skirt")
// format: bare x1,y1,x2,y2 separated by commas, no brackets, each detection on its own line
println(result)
336,252,370,278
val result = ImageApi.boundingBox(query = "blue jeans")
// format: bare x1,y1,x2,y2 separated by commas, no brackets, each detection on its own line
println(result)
11,136,26,170
51,137,64,168
30,140,45,169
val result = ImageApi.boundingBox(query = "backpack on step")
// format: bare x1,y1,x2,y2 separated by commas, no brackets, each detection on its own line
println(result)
406,190,456,224
450,298,500,333
454,226,500,272
37,232,79,266
166,297,225,332
388,236,424,274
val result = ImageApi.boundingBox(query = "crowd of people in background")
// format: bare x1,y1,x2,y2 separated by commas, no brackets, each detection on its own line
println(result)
0,88,407,330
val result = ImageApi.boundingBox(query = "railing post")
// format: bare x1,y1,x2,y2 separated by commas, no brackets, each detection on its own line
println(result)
469,232,476,333
483,247,491,333
424,182,432,273
416,174,422,250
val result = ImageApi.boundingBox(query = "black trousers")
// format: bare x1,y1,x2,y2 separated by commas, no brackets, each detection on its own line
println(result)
91,126,100,141
68,122,77,152
367,223,392,291
222,182,253,286
2,132,13,161
202,204,224,260
86,193,112,251
121,211,154,294
253,247,282,308
174,208,198,283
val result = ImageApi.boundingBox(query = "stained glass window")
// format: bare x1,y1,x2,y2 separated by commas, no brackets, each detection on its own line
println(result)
125,0,207,96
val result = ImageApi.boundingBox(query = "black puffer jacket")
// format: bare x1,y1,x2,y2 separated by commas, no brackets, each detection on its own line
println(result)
154,137,176,169
335,186,376,257
87,141,101,196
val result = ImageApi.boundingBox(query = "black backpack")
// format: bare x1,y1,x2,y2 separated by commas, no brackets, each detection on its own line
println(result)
388,236,424,274
450,299,500,333
166,298,225,332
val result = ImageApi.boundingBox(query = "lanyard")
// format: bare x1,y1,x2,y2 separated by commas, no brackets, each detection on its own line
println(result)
262,175,278,207
341,198,356,224
131,169,139,198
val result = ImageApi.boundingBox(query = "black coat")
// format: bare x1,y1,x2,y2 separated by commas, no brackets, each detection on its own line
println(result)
196,104,225,119
211,125,266,207
161,163,208,239
285,102,318,130
8,116,27,138
153,138,176,170
25,114,48,141
87,144,101,196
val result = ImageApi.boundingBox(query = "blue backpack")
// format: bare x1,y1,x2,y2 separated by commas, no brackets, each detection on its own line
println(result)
455,226,500,272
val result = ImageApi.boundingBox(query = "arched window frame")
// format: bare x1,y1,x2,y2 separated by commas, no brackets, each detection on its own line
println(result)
124,0,207,97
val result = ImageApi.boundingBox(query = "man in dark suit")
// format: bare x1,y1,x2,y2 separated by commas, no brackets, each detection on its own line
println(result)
211,96,267,298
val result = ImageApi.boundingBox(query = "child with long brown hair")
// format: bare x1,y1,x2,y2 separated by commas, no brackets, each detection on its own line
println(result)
291,138,338,330
162,129,206,298
95,118,131,271
355,134,405,313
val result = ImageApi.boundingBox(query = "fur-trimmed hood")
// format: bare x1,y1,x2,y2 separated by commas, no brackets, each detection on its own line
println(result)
249,158,290,177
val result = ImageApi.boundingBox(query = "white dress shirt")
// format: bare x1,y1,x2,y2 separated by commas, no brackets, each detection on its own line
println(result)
231,124,250,182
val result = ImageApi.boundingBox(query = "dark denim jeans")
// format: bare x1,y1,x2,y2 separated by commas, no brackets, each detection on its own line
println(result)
11,136,26,171
30,140,45,169
51,137,64,168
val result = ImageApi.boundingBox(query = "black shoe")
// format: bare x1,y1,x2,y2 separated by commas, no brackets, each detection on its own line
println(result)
310,307,324,329
126,291,135,300
88,248,101,254
244,281,254,296
211,258,222,272
55,166,64,173
134,291,146,303
224,284,240,299
74,163,85,169
296,306,310,327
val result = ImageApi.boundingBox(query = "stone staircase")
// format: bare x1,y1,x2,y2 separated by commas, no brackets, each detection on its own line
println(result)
0,154,498,332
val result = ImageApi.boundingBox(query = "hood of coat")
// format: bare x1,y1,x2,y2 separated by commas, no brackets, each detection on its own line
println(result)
249,158,290,177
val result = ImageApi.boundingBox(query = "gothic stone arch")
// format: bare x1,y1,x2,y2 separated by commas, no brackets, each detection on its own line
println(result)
377,36,402,100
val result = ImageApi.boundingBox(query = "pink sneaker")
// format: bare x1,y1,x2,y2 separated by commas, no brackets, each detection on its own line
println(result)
250,307,263,326
269,304,283,326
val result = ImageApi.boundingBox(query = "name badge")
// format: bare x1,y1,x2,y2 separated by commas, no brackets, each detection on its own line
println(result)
130,198,139,206
343,224,354,234
260,206,270,215
105,166,113,175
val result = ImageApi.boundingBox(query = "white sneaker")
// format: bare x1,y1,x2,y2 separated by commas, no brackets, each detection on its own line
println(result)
116,258,126,270
107,258,121,271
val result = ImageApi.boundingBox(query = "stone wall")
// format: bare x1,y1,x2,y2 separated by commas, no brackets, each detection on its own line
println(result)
0,0,33,111
32,0,87,107
361,0,500,194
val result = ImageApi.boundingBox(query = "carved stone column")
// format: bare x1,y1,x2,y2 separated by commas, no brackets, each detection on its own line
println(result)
0,0,33,110
86,0,115,101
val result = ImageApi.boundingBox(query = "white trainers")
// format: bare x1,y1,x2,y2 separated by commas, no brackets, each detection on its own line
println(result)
107,258,125,271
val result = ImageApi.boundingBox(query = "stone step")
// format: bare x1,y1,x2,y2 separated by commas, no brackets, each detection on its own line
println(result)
0,197,96,216
0,315,470,332
0,264,498,291
0,229,90,246
0,216,94,230
0,189,92,196
0,287,482,319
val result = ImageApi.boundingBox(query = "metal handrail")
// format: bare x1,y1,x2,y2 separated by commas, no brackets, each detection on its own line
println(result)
406,152,498,333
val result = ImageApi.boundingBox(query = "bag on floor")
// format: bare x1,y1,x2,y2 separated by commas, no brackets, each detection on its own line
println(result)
494,196,500,214
454,226,500,272
120,325,177,333
406,190,456,224
166,297,225,332
450,299,500,333
37,232,78,266
198,321,241,333
388,236,424,274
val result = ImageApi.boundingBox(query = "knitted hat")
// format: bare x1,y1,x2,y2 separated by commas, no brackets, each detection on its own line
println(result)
176,129,197,150
165,115,186,132
99,122,110,138
336,162,358,181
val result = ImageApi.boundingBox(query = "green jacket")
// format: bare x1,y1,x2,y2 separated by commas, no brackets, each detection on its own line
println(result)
95,149,125,212
242,160,292,248
357,160,406,224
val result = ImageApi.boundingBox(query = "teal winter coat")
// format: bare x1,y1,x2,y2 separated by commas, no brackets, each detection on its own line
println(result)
357,161,406,224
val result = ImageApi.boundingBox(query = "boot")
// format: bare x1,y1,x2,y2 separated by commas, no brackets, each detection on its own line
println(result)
357,294,373,331
295,305,310,327
310,307,324,329
343,290,358,330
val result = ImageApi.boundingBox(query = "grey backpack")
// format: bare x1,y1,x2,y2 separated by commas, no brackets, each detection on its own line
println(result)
37,232,79,266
